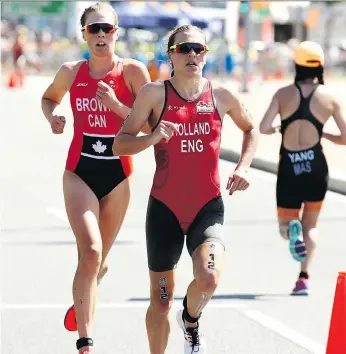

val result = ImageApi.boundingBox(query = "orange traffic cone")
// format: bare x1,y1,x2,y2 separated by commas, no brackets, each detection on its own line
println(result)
326,271,346,354
7,72,20,88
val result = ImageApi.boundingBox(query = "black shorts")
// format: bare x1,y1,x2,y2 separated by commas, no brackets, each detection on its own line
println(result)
68,134,131,201
74,157,127,201
276,144,329,209
146,195,225,272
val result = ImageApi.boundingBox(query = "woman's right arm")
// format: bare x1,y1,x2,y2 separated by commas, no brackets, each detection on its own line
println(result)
113,83,177,156
41,63,70,124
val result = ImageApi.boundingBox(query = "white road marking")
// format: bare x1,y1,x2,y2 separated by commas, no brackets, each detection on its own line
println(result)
243,310,326,354
47,206,68,222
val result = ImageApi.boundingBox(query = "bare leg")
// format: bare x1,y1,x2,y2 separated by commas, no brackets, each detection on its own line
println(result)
146,270,175,354
97,178,131,285
63,171,101,352
184,242,224,327
300,201,323,276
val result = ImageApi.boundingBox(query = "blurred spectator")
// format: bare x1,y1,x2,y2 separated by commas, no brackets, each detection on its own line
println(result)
147,52,159,81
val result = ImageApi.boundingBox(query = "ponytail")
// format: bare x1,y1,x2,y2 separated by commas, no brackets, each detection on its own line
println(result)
317,70,324,85
294,64,324,85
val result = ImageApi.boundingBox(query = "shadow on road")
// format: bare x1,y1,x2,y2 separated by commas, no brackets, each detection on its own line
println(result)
127,293,291,302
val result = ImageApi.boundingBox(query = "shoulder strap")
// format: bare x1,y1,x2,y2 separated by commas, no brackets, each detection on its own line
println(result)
306,85,319,100
295,83,304,100
152,81,168,132
209,81,223,123
295,82,319,101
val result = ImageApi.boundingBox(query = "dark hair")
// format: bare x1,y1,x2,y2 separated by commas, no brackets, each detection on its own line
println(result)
80,2,118,28
166,24,205,77
294,64,324,85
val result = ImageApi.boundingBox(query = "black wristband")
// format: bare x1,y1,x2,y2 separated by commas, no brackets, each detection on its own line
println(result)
76,337,93,350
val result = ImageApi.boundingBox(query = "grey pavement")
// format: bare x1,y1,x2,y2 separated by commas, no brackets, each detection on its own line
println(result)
1,75,345,353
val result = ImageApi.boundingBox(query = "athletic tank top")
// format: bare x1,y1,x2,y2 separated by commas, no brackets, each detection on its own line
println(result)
280,83,324,154
151,80,222,231
67,60,134,176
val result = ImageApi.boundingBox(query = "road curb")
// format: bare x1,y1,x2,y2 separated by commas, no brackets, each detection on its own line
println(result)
220,148,346,196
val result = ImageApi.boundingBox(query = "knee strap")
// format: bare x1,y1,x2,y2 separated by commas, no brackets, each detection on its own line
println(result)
299,271,309,280
183,295,201,324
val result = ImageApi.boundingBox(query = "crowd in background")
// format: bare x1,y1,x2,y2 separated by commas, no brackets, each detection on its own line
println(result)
2,17,346,85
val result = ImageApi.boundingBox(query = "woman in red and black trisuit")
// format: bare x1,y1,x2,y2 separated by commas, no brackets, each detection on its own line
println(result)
114,24,259,354
41,2,150,353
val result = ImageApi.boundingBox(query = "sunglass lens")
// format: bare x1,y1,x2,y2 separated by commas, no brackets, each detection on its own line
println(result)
177,43,205,54
87,23,114,34
176,44,189,54
101,24,115,33
87,24,100,34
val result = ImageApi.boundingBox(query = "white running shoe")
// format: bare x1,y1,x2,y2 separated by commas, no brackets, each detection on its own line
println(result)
176,309,207,353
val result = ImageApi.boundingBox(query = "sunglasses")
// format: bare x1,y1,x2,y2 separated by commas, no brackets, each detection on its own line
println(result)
82,22,118,34
169,42,209,55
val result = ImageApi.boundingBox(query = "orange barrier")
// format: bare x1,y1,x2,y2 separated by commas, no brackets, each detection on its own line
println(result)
326,271,346,354
7,71,24,88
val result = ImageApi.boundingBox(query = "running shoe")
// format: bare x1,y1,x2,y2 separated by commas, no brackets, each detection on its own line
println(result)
288,220,306,262
176,309,207,353
291,279,310,296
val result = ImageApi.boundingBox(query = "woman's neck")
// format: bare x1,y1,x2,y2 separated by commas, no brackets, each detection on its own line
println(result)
170,75,205,100
88,54,117,79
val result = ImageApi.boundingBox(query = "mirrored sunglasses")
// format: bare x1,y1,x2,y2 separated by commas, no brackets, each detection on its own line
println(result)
169,42,209,55
82,22,118,34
